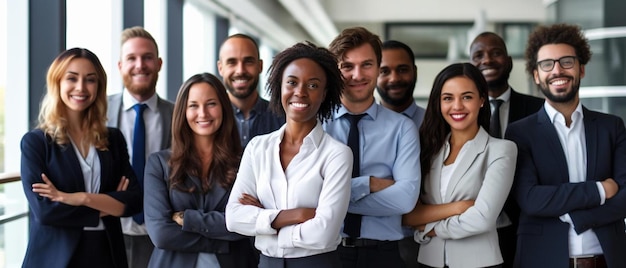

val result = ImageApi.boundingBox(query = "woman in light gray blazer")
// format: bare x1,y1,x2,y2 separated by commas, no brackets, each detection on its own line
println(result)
403,63,517,268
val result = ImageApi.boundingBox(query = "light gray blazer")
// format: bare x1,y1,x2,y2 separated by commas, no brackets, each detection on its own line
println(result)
106,93,174,150
416,127,517,268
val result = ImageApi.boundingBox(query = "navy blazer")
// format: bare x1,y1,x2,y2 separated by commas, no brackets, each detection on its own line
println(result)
507,89,544,125
144,150,255,268
505,106,626,268
20,128,142,268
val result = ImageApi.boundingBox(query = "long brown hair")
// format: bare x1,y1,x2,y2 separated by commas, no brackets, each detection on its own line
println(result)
168,73,242,192
38,48,109,150
419,63,490,178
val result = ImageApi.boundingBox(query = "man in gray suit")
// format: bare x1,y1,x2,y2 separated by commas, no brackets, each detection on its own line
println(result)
107,26,174,268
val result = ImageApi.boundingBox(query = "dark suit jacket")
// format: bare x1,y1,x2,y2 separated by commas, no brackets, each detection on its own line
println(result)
505,106,626,268
20,128,142,268
499,89,544,267
106,93,174,151
144,150,255,268
507,89,544,126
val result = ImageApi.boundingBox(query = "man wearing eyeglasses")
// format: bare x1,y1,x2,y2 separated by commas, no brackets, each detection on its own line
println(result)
505,23,626,268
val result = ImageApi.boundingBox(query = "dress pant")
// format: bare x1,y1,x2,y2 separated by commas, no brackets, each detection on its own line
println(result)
124,234,154,268
68,231,116,268
259,251,341,268
338,240,405,268
398,236,421,268
497,224,516,268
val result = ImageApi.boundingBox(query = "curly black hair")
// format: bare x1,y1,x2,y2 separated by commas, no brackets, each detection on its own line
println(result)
266,41,344,122
525,23,591,75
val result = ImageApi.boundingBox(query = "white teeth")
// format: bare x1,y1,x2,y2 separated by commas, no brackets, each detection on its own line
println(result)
482,69,496,75
551,79,568,86
451,114,466,119
233,79,248,84
291,103,308,108
72,95,87,100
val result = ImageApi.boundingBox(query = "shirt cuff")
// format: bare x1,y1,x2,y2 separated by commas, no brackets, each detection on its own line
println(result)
277,224,298,249
256,209,280,235
559,213,572,223
596,181,606,205
350,175,370,202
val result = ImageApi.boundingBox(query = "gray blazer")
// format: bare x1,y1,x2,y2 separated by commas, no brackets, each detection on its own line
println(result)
416,127,517,268
106,93,174,150
144,151,256,268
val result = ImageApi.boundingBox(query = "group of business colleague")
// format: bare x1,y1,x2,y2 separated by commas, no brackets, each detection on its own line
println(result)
19,22,626,268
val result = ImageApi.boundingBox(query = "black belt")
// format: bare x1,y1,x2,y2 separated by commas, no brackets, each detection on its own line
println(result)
340,237,391,248
569,255,606,268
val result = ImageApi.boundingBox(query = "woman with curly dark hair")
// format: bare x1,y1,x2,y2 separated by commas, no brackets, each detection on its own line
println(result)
144,73,256,268
226,42,352,268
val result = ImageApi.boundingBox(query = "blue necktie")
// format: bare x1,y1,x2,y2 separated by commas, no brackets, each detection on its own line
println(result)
132,103,147,224
344,113,365,238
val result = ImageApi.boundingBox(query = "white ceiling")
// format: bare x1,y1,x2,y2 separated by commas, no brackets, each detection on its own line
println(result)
205,0,549,50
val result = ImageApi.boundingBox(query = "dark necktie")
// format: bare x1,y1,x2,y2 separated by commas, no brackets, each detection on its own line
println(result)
344,113,365,238
132,103,147,224
490,99,504,138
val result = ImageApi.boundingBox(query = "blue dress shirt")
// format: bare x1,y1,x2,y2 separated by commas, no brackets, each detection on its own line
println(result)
324,102,421,241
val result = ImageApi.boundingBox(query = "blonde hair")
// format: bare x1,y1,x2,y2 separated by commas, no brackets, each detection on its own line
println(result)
121,26,159,56
38,48,109,150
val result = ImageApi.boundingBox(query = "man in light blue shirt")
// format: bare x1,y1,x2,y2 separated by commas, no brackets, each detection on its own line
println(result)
377,39,425,268
326,27,421,268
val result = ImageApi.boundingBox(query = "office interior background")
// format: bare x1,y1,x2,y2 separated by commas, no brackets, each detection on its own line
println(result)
1,0,625,267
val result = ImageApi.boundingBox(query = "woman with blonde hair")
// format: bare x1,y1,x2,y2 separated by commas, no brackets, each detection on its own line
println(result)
20,47,141,268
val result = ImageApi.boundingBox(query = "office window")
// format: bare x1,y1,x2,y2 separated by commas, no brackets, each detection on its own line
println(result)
385,23,473,60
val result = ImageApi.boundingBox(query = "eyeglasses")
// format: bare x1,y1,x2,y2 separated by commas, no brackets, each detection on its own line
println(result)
536,56,577,72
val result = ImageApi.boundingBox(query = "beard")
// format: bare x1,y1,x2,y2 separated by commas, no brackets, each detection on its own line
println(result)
487,71,510,91
377,79,416,107
123,72,159,97
225,75,258,100
538,75,580,103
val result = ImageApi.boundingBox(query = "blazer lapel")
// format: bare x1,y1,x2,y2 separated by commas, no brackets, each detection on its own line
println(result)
583,107,598,181
97,148,113,192
157,97,173,150
445,128,488,200
537,107,570,182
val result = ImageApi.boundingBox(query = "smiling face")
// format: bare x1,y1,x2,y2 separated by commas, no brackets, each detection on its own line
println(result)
338,43,378,107
377,48,416,107
281,58,326,126
470,34,512,94
118,37,162,100
533,43,584,106
60,58,99,116
186,82,223,140
440,76,484,135
217,37,263,100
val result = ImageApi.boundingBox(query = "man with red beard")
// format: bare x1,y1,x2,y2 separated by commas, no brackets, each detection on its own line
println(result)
217,34,284,148
376,40,426,129
376,40,424,268
505,23,626,268
107,26,174,268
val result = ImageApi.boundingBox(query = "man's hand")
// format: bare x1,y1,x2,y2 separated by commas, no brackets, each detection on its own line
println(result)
370,176,394,193
601,178,618,199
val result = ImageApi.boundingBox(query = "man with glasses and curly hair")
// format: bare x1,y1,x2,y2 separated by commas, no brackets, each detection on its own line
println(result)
505,23,626,268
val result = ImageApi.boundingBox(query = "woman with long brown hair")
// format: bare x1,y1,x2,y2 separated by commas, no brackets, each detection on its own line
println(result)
143,72,255,268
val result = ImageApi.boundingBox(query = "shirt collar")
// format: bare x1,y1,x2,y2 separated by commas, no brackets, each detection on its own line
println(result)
401,101,419,118
489,87,512,103
333,102,379,120
274,120,324,149
122,89,158,112
544,100,584,124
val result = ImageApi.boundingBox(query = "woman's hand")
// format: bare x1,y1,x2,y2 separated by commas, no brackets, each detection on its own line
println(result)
239,193,264,208
32,173,86,206
117,176,129,191
172,211,184,226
